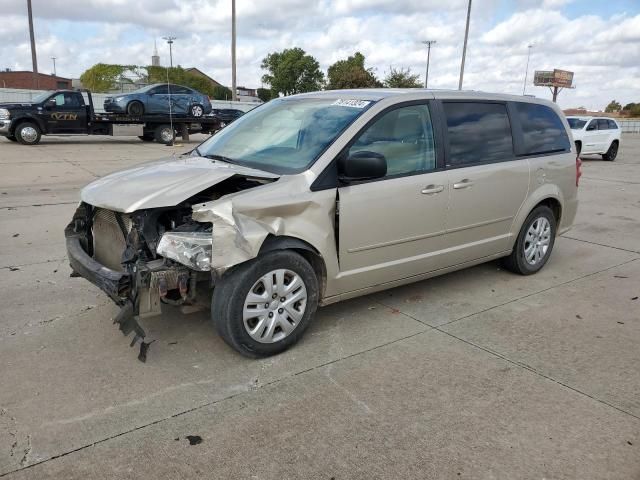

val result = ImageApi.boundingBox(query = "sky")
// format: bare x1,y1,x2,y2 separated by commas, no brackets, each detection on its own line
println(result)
0,0,638,110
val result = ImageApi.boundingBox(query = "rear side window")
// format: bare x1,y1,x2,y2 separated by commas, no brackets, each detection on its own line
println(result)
597,119,610,130
443,102,513,166
515,103,570,155
607,120,618,129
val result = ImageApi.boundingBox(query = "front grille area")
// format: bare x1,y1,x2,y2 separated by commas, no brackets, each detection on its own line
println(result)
92,208,133,272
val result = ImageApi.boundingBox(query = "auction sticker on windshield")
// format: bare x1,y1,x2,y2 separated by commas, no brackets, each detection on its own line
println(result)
332,99,371,108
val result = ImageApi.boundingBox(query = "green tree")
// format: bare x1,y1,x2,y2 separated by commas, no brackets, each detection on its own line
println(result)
605,100,622,113
326,52,381,90
257,87,275,102
383,67,422,88
261,47,324,96
211,85,233,100
79,63,137,92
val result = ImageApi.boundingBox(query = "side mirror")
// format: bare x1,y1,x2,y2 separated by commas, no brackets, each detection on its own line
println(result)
45,99,56,109
586,123,597,131
338,151,387,183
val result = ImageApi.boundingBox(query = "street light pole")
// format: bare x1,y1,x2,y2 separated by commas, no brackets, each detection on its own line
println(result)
51,57,56,76
162,36,177,68
458,0,472,90
27,0,38,88
231,0,238,101
522,44,533,95
422,40,436,88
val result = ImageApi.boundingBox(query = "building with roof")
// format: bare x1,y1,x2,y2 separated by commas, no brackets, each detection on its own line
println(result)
0,70,72,90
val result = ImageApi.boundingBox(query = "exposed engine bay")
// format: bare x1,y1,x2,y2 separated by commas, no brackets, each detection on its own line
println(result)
65,174,275,360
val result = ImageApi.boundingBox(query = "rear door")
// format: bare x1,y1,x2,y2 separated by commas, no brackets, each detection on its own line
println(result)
45,92,87,133
170,85,191,114
441,101,529,265
337,102,449,292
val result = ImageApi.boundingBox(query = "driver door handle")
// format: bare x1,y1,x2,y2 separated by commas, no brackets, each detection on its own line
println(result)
421,185,444,195
453,179,474,189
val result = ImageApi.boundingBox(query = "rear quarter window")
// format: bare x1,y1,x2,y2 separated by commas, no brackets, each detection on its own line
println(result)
607,120,618,129
515,103,570,155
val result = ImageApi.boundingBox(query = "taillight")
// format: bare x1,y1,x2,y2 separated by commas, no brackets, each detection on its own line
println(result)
576,156,582,187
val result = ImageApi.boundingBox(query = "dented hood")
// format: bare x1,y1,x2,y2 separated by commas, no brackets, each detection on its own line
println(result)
81,155,278,213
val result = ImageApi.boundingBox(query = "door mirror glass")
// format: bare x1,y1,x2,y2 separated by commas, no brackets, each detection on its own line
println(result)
45,98,56,109
338,151,387,182
586,121,597,131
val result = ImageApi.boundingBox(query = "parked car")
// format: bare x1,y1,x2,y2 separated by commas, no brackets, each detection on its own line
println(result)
211,108,245,125
66,90,579,358
103,83,212,117
566,116,621,161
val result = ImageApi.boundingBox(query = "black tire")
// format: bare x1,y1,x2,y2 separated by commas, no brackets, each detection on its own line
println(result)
602,140,618,161
138,135,154,142
127,101,144,116
501,205,556,275
153,124,175,145
15,122,41,145
212,250,319,358
190,104,205,118
6,136,17,142
575,141,581,156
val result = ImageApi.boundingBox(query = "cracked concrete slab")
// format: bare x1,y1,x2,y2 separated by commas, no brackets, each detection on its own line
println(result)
5,331,639,479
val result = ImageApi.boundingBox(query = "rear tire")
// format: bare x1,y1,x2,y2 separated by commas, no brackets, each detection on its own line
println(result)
502,205,556,275
153,124,175,145
127,101,144,116
602,140,618,161
575,141,581,156
15,122,41,145
212,250,319,358
190,104,204,118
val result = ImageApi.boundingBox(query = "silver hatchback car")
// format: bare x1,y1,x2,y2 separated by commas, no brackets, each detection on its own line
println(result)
66,89,579,358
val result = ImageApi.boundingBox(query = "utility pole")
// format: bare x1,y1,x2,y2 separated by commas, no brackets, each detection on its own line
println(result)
27,0,38,88
51,57,56,76
163,36,176,68
231,0,238,101
422,40,436,88
522,44,533,95
458,0,472,90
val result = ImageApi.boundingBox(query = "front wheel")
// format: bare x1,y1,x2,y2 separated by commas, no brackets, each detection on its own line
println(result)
15,122,41,145
212,250,319,357
502,205,556,275
602,141,618,161
127,101,144,116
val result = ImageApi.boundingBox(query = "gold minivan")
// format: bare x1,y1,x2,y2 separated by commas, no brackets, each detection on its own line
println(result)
66,89,580,358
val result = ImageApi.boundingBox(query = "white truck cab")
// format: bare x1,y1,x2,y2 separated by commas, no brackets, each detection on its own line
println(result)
566,116,621,161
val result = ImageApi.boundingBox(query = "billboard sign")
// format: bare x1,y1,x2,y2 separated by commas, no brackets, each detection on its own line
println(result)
534,69,574,88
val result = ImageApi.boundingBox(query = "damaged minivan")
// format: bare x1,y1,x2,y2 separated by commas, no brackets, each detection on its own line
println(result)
66,89,579,358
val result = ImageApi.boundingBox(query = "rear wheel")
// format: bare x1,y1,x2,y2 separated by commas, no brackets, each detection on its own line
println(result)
502,205,556,275
15,122,41,145
127,101,144,116
212,250,319,357
575,141,581,156
602,140,618,161
190,104,204,118
153,124,175,145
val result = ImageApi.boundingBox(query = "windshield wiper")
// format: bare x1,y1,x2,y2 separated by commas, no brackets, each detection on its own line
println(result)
203,154,237,164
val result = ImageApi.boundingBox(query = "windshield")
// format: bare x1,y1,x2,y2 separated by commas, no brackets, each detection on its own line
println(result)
31,91,54,103
567,118,587,129
196,97,373,174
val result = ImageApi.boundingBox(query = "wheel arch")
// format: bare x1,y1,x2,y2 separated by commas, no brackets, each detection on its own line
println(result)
10,116,45,135
258,235,328,301
509,185,565,248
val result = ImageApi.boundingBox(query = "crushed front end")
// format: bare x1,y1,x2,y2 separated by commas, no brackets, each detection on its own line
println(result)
65,202,211,360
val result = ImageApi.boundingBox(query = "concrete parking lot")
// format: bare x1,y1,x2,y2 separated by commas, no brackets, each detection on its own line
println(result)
1,134,639,479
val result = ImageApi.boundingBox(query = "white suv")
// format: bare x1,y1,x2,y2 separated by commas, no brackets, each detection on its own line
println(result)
566,116,621,161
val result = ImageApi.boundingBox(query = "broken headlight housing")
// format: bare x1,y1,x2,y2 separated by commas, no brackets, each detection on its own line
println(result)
156,232,212,271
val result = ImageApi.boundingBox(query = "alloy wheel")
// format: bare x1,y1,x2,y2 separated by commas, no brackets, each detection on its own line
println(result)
524,217,551,265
